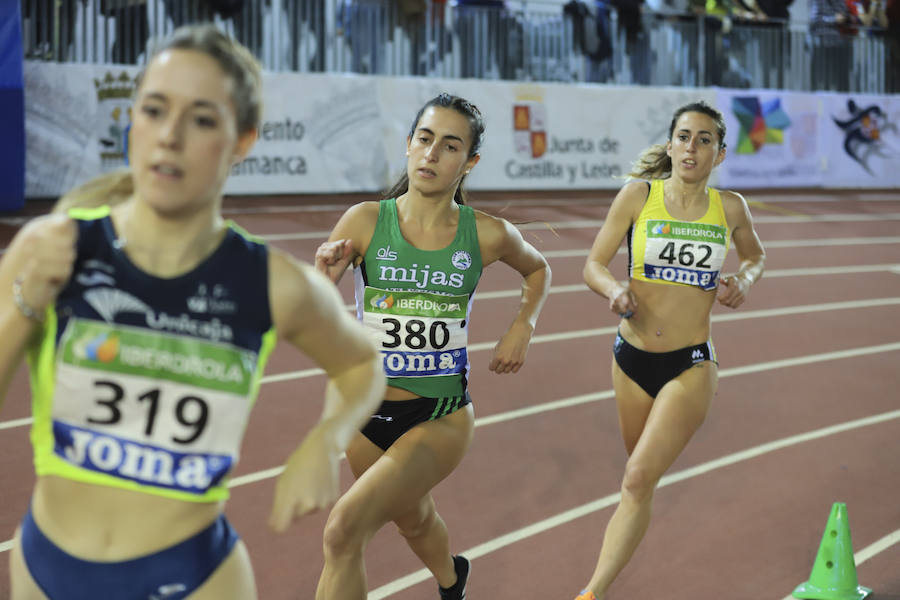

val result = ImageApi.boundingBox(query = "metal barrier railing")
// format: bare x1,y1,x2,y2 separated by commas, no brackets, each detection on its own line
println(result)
19,0,898,93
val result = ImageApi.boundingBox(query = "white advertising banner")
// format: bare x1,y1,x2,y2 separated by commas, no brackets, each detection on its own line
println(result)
234,76,719,193
225,72,393,195
23,63,395,197
25,61,895,198
24,61,137,199
26,62,717,197
715,88,822,189
462,83,718,191
370,79,717,191
819,94,900,188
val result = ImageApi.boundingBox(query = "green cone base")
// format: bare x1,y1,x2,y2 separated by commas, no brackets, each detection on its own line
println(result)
792,581,872,600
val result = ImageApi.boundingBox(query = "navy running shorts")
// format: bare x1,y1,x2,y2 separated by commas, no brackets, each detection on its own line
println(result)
20,506,239,600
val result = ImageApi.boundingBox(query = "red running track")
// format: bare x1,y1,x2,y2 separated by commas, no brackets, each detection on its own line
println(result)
1,188,899,599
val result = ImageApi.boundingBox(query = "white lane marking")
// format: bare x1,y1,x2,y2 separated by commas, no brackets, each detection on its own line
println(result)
0,417,34,432
473,265,900,301
2,297,898,433
369,405,900,599
5,223,900,253
544,238,900,259
2,342,899,556
345,262,900,317
219,197,623,215
4,193,878,228
263,228,900,244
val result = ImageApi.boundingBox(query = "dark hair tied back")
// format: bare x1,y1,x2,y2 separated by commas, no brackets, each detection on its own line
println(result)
384,93,485,205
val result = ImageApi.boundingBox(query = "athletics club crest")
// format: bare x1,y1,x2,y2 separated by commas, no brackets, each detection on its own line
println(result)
513,98,547,159
94,70,138,169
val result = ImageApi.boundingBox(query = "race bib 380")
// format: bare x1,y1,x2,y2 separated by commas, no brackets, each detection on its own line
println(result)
362,287,470,378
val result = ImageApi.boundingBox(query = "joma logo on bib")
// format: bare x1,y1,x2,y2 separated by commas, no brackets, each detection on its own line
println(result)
378,264,465,289
646,265,717,289
60,427,225,492
383,350,460,376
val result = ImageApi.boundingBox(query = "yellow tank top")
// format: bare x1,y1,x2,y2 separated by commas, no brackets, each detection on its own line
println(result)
629,179,731,291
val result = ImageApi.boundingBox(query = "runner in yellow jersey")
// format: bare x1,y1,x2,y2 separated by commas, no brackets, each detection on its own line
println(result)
576,100,766,600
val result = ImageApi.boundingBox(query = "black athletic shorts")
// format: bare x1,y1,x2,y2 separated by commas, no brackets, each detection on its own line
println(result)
361,393,472,451
613,332,717,398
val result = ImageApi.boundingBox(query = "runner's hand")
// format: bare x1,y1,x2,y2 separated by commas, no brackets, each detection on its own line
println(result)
489,321,533,374
609,283,637,319
8,214,78,317
268,424,341,532
315,239,354,282
717,273,750,309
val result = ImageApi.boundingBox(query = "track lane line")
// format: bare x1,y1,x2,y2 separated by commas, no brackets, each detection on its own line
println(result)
2,339,898,559
473,265,900,302
369,402,900,599
267,296,900,385
260,226,900,244
341,263,900,309
1,297,898,433
5,230,900,257
543,238,900,259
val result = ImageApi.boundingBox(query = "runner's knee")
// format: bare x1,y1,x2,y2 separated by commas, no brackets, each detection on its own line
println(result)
621,460,658,503
394,498,437,540
322,504,369,558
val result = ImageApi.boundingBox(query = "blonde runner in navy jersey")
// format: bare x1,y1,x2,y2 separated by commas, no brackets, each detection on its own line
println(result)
1,26,384,600
29,207,276,503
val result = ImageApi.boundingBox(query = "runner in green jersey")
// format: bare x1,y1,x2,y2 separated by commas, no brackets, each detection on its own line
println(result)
315,94,551,600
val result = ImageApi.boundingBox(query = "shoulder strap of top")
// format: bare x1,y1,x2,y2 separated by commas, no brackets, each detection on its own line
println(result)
378,198,397,232
68,205,111,220
708,187,729,228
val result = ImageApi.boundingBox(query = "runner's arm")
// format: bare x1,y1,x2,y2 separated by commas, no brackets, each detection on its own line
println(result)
0,215,77,406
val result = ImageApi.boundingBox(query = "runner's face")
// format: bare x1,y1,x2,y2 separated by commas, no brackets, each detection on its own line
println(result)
666,111,725,181
130,49,250,216
406,106,479,193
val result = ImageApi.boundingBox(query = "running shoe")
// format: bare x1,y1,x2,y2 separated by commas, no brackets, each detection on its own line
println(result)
438,555,470,600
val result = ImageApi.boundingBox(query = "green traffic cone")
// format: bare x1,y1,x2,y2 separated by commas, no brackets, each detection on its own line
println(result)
792,502,872,600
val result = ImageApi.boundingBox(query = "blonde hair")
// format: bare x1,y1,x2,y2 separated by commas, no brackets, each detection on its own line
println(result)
627,100,727,180
55,25,262,213
52,171,134,214
150,24,263,135
627,144,672,181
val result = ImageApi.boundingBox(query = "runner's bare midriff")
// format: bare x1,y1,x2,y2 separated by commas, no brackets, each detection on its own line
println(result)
619,279,717,352
32,475,222,561
384,386,427,401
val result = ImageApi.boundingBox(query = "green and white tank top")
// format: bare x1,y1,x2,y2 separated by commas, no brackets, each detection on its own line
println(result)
353,199,483,398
